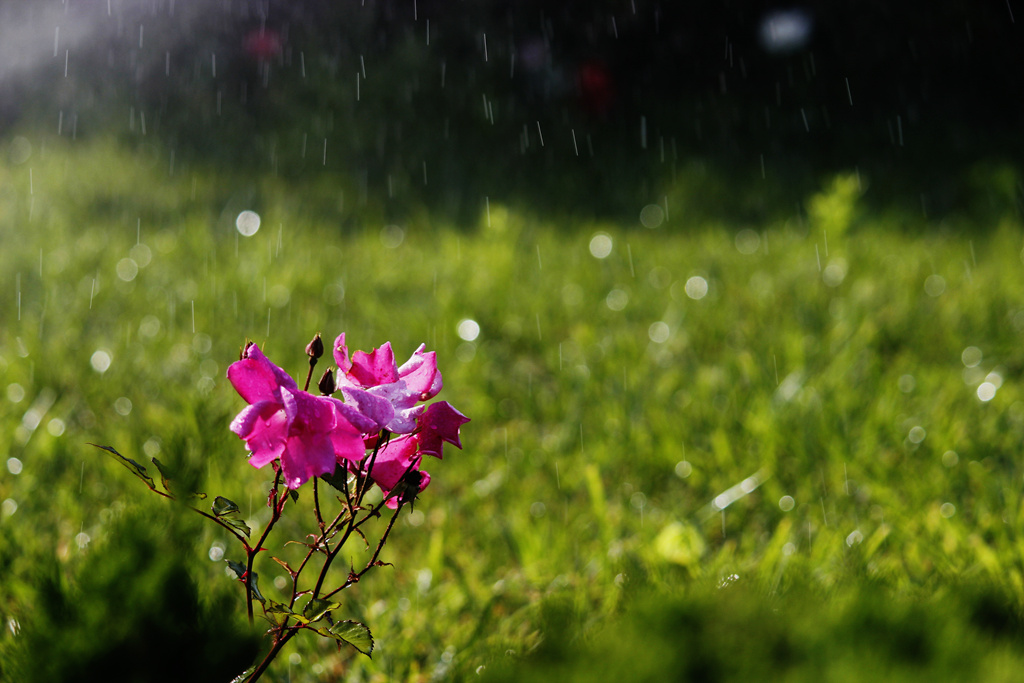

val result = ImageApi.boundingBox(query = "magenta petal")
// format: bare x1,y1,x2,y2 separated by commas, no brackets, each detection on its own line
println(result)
227,344,298,404
280,431,336,489
420,401,470,450
245,409,288,468
349,343,399,386
331,426,367,464
367,436,419,490
230,400,278,438
332,333,352,374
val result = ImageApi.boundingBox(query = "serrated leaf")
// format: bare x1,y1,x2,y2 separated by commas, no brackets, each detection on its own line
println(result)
248,571,266,605
90,444,156,491
225,559,247,580
318,620,373,656
151,457,173,492
302,598,339,625
213,496,240,516
222,516,252,539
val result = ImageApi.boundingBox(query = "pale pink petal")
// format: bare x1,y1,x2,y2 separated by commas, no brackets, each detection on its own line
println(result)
397,346,439,399
388,403,426,435
333,389,395,432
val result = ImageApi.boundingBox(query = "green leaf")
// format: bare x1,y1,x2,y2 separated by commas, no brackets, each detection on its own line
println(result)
265,601,297,617
90,444,156,491
248,571,266,605
288,489,299,503
151,457,173,492
212,497,251,538
317,620,374,657
225,559,247,580
302,598,339,625
222,516,252,539
212,496,240,516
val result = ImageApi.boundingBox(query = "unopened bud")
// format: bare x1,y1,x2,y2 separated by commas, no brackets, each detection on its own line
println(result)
239,340,255,360
318,368,336,395
306,333,325,360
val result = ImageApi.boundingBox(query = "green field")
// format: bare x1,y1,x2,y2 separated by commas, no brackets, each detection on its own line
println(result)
3,134,1024,681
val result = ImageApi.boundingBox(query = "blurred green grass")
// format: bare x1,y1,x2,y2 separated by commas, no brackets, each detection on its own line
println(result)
2,132,1024,681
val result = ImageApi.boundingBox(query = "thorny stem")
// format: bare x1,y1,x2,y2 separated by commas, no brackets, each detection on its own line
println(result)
246,469,287,626
245,625,300,683
324,501,403,601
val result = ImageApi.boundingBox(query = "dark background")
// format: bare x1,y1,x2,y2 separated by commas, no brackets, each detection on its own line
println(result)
3,0,1021,223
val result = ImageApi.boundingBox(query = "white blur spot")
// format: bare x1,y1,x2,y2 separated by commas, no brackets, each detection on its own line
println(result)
1,499,17,518
589,233,613,259
455,342,476,363
380,224,405,248
759,9,813,53
845,529,863,546
129,243,152,267
139,315,162,338
209,542,225,561
144,438,162,457
47,418,65,437
822,258,847,287
961,346,982,368
530,501,546,518
985,371,1003,389
782,542,796,556
908,426,926,444
898,374,915,393
924,274,946,297
940,502,956,518
639,204,665,229
406,509,425,526
779,495,795,511
674,460,692,478
274,576,287,590
75,532,91,549
114,397,133,416
685,276,708,300
236,210,261,236
606,289,629,311
648,321,670,343
116,258,139,282
7,458,23,475
942,450,959,467
9,136,32,164
289,653,302,666
457,319,480,341
977,382,997,402
7,383,25,403
90,350,112,373
735,229,760,254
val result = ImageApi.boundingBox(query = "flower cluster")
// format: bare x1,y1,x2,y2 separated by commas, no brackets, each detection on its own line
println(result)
227,335,468,505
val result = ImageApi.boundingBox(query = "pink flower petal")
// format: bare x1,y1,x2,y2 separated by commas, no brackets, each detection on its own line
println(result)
333,389,395,432
227,343,299,404
280,431,336,489
348,342,399,386
332,333,352,374
416,401,470,458
398,345,440,399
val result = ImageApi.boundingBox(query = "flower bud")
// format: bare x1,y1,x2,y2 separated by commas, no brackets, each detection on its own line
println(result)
318,368,336,396
306,333,325,360
239,340,254,361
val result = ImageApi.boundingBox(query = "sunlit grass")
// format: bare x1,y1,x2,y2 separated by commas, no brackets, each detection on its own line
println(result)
2,132,1024,680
